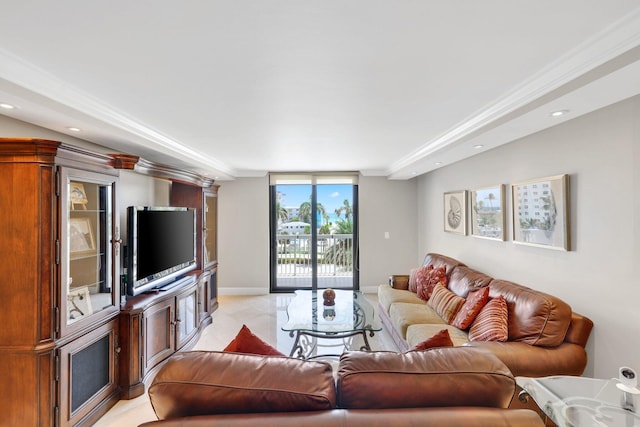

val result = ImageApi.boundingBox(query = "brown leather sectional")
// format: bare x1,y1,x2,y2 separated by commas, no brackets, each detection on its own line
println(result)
141,348,545,426
379,253,594,377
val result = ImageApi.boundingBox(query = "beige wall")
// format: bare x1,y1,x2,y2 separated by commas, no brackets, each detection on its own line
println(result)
217,175,418,294
217,177,271,293
417,95,640,378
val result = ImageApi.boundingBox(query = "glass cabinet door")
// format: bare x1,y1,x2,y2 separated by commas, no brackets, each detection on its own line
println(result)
60,168,119,335
203,190,217,268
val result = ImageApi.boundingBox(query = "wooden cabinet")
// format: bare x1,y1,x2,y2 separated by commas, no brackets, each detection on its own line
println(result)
119,275,205,398
0,138,121,427
175,284,199,348
171,181,219,315
57,319,120,427
0,139,221,421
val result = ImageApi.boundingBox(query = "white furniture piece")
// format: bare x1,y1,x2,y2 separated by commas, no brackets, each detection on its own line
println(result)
517,375,640,426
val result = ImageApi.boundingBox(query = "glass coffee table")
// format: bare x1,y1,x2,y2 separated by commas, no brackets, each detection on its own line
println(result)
517,376,640,426
281,290,382,359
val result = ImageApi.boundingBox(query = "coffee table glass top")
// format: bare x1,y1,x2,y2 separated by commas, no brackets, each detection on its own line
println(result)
517,376,640,427
281,290,381,334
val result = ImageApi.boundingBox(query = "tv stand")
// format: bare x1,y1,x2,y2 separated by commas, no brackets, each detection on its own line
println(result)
119,272,206,399
158,275,195,292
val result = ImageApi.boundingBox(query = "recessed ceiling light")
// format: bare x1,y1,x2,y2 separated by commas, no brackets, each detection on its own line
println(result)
434,162,442,166
0,103,16,109
473,144,484,149
550,110,569,117
67,127,81,132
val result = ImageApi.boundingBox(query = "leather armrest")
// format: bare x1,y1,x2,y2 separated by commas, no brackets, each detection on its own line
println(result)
464,341,588,377
389,274,410,290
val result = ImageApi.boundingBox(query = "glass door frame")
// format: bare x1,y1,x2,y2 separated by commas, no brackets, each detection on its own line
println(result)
269,173,359,293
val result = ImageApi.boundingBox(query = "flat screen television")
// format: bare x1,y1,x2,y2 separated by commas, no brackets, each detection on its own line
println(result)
126,206,197,296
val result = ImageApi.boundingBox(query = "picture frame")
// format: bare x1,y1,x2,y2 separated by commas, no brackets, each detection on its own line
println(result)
69,182,88,210
511,174,570,250
443,190,467,235
69,217,96,255
470,185,505,241
67,286,93,323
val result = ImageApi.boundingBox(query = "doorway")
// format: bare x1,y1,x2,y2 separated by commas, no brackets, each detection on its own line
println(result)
269,174,359,292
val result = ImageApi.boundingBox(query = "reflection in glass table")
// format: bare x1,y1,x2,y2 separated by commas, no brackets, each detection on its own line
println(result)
281,290,382,359
517,375,640,426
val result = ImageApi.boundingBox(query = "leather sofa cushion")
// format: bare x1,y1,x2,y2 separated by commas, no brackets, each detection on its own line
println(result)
148,351,336,419
447,266,493,297
489,280,571,347
139,408,545,427
336,347,515,409
422,253,466,275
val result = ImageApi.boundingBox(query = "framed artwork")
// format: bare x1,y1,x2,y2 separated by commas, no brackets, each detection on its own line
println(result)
470,185,505,241
443,190,467,235
67,286,93,323
69,217,96,255
512,174,570,250
69,182,88,210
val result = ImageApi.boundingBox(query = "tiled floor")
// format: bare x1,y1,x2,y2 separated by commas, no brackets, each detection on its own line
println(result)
94,292,396,427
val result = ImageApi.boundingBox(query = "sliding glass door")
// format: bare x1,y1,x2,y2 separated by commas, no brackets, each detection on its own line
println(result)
270,174,358,292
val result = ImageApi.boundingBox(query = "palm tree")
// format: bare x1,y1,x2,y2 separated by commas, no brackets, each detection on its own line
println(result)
316,203,329,226
298,201,312,224
275,200,289,223
298,199,328,226
335,199,352,220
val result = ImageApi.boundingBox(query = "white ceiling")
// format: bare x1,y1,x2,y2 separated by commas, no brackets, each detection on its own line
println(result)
1,1,639,180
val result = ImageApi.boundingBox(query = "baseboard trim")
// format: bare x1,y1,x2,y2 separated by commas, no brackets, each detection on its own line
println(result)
219,285,380,296
218,287,270,296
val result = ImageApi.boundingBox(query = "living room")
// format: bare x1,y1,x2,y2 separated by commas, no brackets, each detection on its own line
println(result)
1,2,640,426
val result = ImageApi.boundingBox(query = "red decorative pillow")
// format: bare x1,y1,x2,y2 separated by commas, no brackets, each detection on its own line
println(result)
410,329,454,351
223,324,285,356
416,265,448,301
468,295,509,342
451,287,490,330
427,284,465,324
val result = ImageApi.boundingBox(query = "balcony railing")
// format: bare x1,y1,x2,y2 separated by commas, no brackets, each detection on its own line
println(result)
276,234,353,277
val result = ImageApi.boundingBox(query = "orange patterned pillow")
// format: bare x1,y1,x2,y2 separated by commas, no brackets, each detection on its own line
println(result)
451,287,490,330
427,284,465,324
468,295,508,342
416,265,448,301
409,329,454,351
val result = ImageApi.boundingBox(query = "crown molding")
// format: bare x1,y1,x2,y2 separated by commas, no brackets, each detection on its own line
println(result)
387,6,640,177
0,48,237,178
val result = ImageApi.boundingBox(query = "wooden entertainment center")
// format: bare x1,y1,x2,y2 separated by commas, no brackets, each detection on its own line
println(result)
0,138,219,426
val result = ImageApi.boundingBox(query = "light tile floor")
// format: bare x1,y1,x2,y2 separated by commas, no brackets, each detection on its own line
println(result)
94,292,396,427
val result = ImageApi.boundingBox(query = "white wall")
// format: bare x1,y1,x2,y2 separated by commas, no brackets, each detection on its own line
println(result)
217,175,418,294
417,95,640,379
358,176,418,292
217,177,271,294
1,115,114,151
119,170,171,241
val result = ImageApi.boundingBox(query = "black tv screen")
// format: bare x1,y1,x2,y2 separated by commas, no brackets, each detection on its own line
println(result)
127,206,196,295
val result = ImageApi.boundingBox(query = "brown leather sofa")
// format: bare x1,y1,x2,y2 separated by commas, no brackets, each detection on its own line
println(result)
379,253,594,377
140,348,545,426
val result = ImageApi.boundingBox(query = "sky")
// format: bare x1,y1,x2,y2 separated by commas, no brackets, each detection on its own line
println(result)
277,184,351,213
